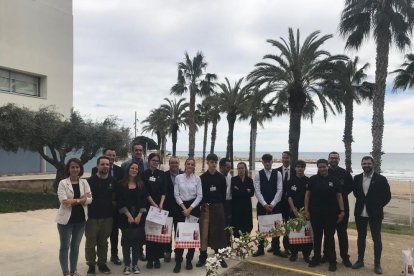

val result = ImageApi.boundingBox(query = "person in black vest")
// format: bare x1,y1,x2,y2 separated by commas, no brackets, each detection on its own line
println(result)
321,151,354,267
351,156,391,275
92,148,124,266
252,153,285,257
287,160,312,263
164,157,183,263
304,159,345,272
275,151,296,256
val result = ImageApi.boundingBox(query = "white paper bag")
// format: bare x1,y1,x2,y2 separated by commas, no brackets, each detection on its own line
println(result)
145,217,173,243
185,215,199,223
403,249,414,275
257,213,283,237
288,221,313,244
175,222,200,248
146,206,169,225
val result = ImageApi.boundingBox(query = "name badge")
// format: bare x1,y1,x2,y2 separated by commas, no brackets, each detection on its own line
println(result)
291,185,297,191
328,182,333,187
149,176,156,182
210,186,216,192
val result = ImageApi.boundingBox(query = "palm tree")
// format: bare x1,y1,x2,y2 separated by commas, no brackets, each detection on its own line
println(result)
159,98,189,156
170,51,217,158
323,57,374,172
204,95,221,154
239,87,274,172
217,77,248,169
392,53,414,91
197,101,211,172
141,108,168,158
247,28,344,162
339,0,414,172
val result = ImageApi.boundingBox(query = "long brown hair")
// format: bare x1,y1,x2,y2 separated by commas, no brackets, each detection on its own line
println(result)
121,162,144,189
237,162,249,178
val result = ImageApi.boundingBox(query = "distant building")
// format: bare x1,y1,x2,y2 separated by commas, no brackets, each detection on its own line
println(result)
0,0,73,174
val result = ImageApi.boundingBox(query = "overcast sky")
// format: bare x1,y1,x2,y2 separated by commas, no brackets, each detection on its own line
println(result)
72,0,414,154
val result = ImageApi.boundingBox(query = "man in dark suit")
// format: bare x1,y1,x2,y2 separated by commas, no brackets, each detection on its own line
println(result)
92,148,124,266
352,156,391,275
163,156,183,262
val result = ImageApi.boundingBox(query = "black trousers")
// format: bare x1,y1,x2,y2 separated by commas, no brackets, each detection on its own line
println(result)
164,214,175,254
355,216,382,265
110,210,120,258
257,204,281,251
224,200,232,246
310,211,337,264
323,212,350,260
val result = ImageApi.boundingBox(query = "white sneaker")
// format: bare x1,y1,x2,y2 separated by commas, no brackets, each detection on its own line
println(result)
123,266,131,275
132,265,140,274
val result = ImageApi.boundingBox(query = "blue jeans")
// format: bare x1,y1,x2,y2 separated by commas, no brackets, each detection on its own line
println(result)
57,222,86,275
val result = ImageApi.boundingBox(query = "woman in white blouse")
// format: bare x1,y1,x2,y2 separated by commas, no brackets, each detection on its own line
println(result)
172,158,203,273
56,158,92,276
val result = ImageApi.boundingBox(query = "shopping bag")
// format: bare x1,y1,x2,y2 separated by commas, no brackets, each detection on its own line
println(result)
175,222,200,249
288,221,313,244
145,217,173,243
146,206,169,225
403,249,414,275
257,213,283,237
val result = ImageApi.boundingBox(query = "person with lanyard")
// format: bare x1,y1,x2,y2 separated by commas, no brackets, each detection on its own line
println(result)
196,153,228,268
304,159,345,272
286,160,312,263
352,156,391,275
143,152,166,269
219,157,232,245
173,158,203,273
252,153,284,258
117,162,148,275
163,157,184,263
56,158,92,276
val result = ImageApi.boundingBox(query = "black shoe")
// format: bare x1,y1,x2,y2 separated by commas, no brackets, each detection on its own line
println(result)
196,259,206,267
273,249,288,258
267,247,274,253
173,262,181,273
374,264,382,274
146,261,153,269
111,256,122,265
308,257,321,267
139,253,147,262
252,249,264,257
329,263,337,272
164,252,172,263
186,260,193,270
87,265,96,276
98,264,111,275
320,255,327,263
342,258,352,267
284,249,291,256
289,253,298,262
220,259,228,268
352,260,364,269
154,259,161,269
303,256,310,263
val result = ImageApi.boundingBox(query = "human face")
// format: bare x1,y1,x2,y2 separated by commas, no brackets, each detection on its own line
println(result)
185,160,195,175
128,163,139,178
281,153,291,167
221,162,231,175
361,159,374,174
207,159,217,172
317,162,328,176
97,158,110,175
262,159,272,171
149,156,160,170
133,145,144,160
328,153,340,168
169,158,180,173
295,165,305,177
69,161,80,178
237,164,246,178
104,149,116,165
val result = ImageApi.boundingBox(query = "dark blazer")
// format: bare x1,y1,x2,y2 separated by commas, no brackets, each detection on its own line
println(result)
164,169,184,215
92,163,124,182
277,165,296,199
353,172,391,219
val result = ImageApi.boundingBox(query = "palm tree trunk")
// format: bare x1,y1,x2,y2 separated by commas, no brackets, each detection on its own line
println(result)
210,119,217,154
188,89,196,158
372,32,390,173
202,119,208,172
342,99,354,173
172,124,178,157
288,106,303,163
226,113,236,170
156,132,161,150
249,118,257,173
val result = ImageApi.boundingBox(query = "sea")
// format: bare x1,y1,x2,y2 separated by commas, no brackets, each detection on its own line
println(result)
176,151,414,180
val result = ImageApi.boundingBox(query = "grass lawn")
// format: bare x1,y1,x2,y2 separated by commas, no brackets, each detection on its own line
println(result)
348,221,414,236
0,189,58,213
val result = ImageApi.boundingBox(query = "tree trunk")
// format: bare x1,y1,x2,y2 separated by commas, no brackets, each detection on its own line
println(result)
156,132,161,150
172,124,178,157
372,32,390,172
188,89,196,158
249,118,257,174
202,120,208,172
288,104,304,163
210,119,217,154
226,113,236,170
53,165,66,193
342,99,354,173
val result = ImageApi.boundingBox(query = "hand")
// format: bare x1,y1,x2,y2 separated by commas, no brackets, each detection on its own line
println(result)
304,211,310,220
134,216,141,224
159,204,163,211
293,208,299,218
62,199,72,207
337,212,345,223
265,204,273,213
85,192,92,198
127,213,134,224
183,208,191,217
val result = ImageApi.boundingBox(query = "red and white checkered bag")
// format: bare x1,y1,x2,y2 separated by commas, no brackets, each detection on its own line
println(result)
145,217,173,243
288,221,313,244
258,213,283,237
175,222,200,249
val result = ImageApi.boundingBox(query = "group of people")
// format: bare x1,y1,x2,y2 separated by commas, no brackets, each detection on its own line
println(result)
55,143,391,276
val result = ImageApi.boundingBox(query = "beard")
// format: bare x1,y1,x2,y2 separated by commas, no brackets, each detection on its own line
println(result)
99,169,109,175
362,167,373,174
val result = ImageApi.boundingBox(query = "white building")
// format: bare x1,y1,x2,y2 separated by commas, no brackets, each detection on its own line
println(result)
0,0,73,173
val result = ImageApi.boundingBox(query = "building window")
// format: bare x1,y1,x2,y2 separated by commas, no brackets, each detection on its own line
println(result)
0,68,41,97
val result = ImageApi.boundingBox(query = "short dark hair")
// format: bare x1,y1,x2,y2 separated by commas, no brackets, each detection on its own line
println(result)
295,160,306,168
316,158,328,166
148,152,161,163
103,148,115,155
65,158,84,177
361,156,374,163
131,142,144,151
97,156,110,165
328,151,340,158
282,151,292,157
261,153,273,161
219,158,230,168
206,153,218,161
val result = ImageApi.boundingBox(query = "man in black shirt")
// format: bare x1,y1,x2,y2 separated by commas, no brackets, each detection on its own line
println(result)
85,156,117,275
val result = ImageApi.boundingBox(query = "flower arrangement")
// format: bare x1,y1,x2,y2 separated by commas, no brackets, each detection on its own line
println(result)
205,208,307,275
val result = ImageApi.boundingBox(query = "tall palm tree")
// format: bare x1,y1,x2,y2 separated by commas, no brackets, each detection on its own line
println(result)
339,0,414,172
247,28,344,162
203,95,221,154
170,51,217,158
217,77,248,169
392,53,414,90
159,98,189,156
239,87,274,172
323,57,374,172
197,101,211,172
141,108,168,157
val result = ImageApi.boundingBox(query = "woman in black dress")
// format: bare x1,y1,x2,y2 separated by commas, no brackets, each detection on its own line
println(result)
231,162,254,238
